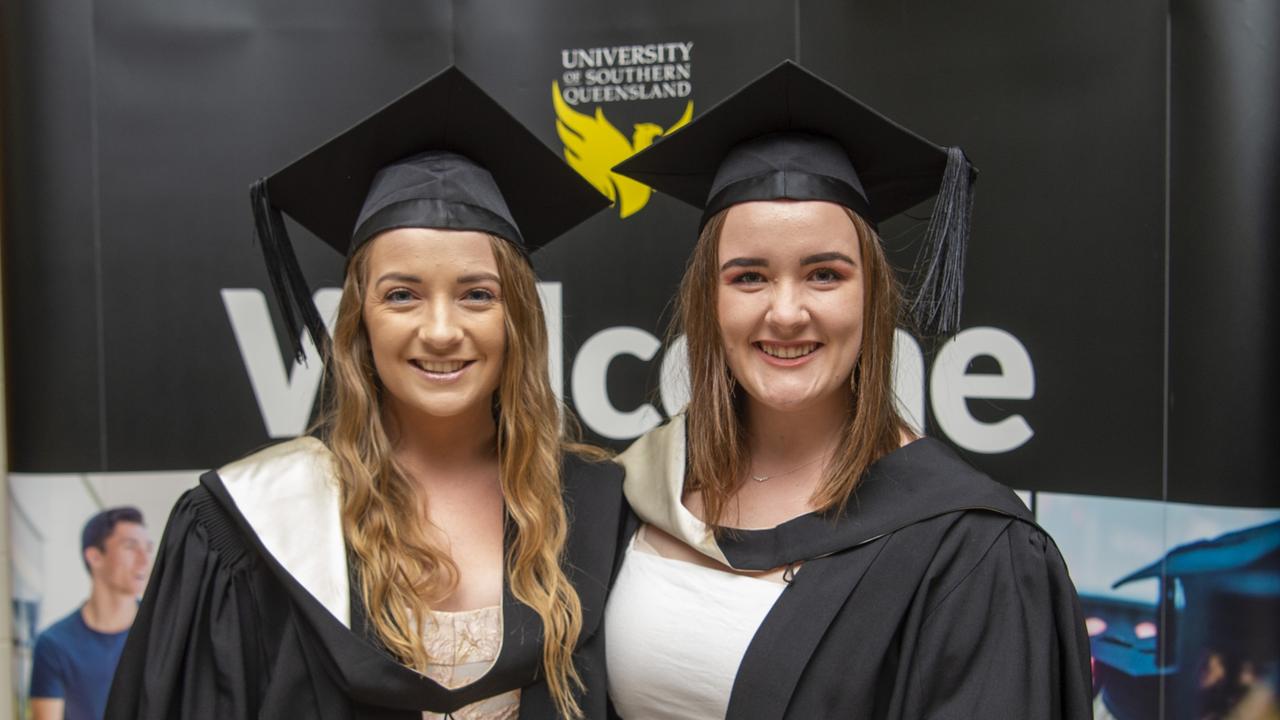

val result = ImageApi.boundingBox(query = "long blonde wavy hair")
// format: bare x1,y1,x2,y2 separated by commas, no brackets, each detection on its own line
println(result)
320,233,584,718
676,206,910,532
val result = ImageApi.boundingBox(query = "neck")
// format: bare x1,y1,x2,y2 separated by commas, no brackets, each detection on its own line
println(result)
81,583,137,633
742,390,850,472
385,401,499,478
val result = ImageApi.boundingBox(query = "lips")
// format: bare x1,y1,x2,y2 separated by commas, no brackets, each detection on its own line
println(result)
410,359,473,374
755,342,820,360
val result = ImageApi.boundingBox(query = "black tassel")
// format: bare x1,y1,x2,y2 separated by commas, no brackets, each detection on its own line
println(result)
249,179,329,363
908,146,975,336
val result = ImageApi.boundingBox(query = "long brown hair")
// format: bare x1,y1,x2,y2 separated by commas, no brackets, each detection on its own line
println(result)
321,234,584,718
676,206,908,531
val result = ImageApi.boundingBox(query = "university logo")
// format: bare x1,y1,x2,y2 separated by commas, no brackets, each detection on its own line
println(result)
552,42,694,218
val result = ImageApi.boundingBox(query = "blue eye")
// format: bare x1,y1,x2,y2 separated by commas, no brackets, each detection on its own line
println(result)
463,288,497,303
385,288,414,303
731,271,767,284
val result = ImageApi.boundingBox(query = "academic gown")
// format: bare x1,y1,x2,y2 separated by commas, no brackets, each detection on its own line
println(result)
106,437,628,720
614,417,1094,720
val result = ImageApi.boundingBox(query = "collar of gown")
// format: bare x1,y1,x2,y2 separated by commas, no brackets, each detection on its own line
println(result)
217,437,351,627
616,415,1034,571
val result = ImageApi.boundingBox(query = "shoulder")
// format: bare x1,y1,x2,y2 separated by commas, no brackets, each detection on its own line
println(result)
148,437,338,585
209,436,340,550
185,430,335,543
561,448,623,485
613,417,686,526
30,615,77,693
885,438,1057,578
559,449,633,549
903,506,1065,618
33,610,84,654
46,609,85,635
217,436,335,493
560,448,625,511
615,415,684,484
206,437,351,626
869,436,1033,523
828,437,1032,554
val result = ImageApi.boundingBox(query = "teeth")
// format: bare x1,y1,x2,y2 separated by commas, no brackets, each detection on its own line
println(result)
413,360,467,374
759,343,817,359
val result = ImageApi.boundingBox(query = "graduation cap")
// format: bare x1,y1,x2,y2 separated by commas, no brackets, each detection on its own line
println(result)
613,60,977,335
249,65,610,361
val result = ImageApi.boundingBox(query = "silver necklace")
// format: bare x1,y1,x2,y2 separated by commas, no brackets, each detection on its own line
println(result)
749,454,827,483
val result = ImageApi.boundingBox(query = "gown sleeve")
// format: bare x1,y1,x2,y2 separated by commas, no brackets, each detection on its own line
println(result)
106,484,270,719
902,518,1094,720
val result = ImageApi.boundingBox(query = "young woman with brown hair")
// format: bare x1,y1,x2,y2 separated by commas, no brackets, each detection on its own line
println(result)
106,67,626,720
603,61,1093,719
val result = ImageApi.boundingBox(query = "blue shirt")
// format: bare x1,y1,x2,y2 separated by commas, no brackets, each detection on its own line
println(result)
29,608,129,720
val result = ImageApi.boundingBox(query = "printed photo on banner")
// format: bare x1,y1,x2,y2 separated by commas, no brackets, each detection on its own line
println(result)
8,472,193,719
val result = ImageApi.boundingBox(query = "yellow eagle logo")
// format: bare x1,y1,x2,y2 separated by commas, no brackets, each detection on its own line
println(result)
553,81,693,218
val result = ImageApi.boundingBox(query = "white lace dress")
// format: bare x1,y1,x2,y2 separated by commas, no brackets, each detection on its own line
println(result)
421,605,519,720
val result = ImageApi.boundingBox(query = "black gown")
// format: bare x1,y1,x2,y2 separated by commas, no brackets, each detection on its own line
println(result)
613,417,1094,719
106,437,628,719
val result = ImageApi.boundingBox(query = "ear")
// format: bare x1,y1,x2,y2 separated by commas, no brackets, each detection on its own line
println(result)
84,546,104,571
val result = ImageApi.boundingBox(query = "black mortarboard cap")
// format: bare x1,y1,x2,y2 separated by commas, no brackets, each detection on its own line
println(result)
613,60,977,335
249,65,609,360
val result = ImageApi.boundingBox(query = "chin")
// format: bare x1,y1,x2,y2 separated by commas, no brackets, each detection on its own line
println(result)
402,393,495,420
117,579,147,596
744,380,850,414
754,395,822,414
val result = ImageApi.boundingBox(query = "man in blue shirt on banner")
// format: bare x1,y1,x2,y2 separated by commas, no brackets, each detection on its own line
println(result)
29,507,153,720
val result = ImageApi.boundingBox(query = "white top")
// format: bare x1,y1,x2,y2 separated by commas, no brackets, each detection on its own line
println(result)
605,531,786,720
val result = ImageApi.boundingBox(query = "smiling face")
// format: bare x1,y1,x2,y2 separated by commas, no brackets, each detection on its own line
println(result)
87,522,153,598
716,200,864,416
362,228,506,425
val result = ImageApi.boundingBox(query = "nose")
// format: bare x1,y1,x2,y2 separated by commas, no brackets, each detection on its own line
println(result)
764,280,810,332
418,298,465,348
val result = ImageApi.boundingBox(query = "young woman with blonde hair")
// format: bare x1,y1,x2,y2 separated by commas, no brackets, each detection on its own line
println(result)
107,67,626,720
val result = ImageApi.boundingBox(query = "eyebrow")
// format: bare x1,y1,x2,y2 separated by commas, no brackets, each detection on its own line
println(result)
800,251,857,266
373,271,501,285
720,257,768,271
374,272,422,286
719,252,857,272
457,272,501,285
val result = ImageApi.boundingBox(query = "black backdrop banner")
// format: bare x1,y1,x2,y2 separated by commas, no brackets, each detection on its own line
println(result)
3,0,1276,507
